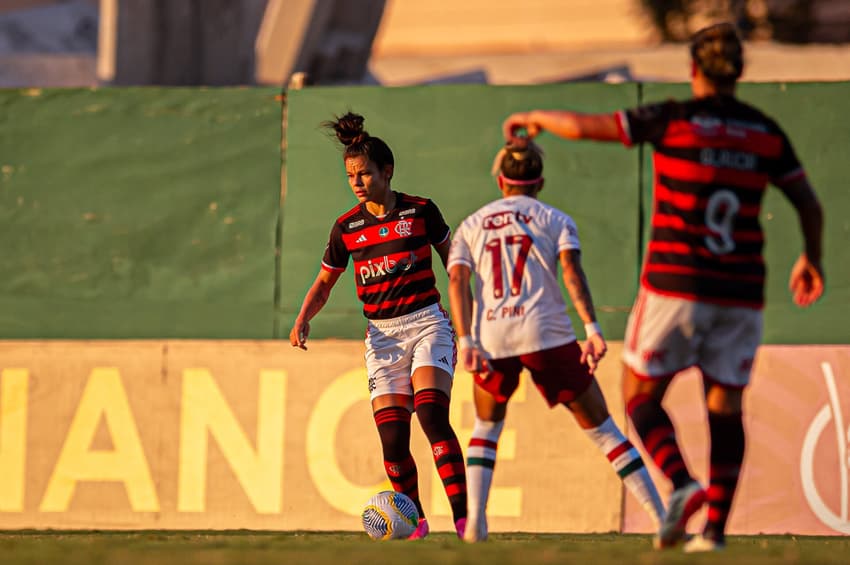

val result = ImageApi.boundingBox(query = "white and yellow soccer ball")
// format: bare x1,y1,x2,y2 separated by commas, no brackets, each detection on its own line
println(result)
361,490,419,540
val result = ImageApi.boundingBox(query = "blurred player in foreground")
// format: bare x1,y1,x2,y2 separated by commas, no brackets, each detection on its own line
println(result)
502,22,824,552
448,142,664,543
290,112,467,539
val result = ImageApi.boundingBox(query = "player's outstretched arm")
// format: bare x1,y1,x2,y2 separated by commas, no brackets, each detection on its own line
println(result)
560,249,607,372
774,175,825,307
289,269,342,350
502,110,620,144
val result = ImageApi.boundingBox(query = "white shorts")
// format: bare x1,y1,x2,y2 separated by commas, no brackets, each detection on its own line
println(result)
364,303,456,400
622,288,763,387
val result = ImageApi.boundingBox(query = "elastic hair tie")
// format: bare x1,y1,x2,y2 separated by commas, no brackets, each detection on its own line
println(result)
490,141,546,177
498,174,542,186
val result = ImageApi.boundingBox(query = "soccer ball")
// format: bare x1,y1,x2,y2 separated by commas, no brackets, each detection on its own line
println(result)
361,490,419,540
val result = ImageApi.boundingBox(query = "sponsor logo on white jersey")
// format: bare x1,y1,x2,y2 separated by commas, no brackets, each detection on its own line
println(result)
359,251,418,284
482,210,534,230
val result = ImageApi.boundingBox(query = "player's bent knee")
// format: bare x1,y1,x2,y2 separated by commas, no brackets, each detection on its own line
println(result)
414,389,455,439
705,384,743,415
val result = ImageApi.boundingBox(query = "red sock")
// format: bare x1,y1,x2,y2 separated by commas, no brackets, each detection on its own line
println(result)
627,393,693,489
374,406,424,518
705,411,745,541
414,389,467,522
383,456,422,517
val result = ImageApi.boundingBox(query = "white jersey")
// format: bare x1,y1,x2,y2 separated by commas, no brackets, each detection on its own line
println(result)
447,194,580,359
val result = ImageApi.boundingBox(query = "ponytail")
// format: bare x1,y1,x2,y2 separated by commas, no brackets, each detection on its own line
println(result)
322,112,394,169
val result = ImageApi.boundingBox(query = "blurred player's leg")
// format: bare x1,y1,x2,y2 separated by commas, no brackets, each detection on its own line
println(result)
699,383,745,550
626,391,694,486
657,479,705,548
624,369,704,548
683,533,726,552
696,307,757,550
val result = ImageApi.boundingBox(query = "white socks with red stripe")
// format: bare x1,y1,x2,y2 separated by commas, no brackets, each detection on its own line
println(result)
465,418,504,542
584,416,665,528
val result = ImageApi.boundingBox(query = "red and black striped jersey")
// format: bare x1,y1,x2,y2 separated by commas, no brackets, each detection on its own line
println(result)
321,192,451,319
615,95,805,309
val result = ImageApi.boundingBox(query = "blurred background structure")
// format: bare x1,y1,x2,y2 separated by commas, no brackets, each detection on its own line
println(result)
2,0,850,87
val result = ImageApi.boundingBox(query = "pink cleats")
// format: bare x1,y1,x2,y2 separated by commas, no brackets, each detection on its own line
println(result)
406,517,467,540
408,518,430,540
454,517,467,539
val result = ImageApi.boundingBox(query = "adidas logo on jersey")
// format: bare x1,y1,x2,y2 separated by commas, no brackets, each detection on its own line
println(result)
438,356,449,366
355,234,368,243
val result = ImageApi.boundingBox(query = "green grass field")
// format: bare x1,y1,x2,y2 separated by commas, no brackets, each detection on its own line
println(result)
0,531,847,565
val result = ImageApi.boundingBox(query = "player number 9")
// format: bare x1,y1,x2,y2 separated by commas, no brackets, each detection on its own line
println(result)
704,189,740,255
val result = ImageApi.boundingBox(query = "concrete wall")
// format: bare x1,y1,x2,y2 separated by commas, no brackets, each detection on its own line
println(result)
97,0,267,85
4,0,850,87
372,0,650,56
255,0,385,86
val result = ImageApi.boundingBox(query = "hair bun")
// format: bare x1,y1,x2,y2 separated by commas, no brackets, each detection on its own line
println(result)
690,22,743,84
492,141,544,180
330,112,368,146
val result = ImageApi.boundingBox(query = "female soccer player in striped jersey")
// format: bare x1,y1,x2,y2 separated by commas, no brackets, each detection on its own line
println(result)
290,112,467,540
501,22,824,552
448,142,664,543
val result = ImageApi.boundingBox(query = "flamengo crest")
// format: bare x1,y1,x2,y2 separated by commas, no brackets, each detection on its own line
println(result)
395,220,413,237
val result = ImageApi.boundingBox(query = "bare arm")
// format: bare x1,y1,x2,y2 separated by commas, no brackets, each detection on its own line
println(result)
774,175,825,307
775,175,823,263
448,264,489,373
448,264,473,338
560,249,607,372
434,236,452,269
289,268,342,349
503,110,621,143
560,249,598,325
